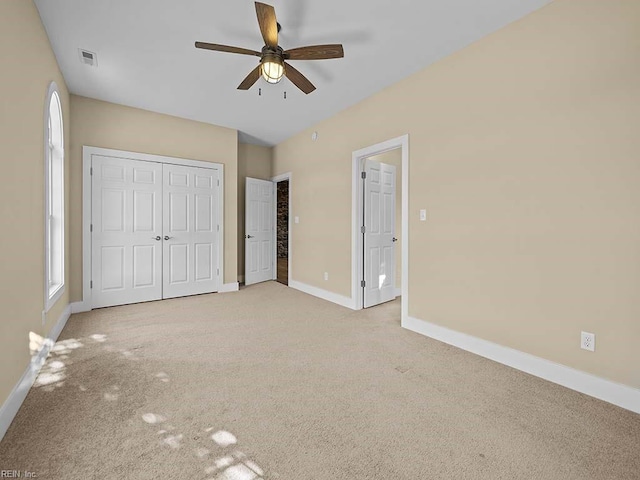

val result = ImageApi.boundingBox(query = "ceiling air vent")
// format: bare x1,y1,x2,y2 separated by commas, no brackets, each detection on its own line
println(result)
78,49,97,67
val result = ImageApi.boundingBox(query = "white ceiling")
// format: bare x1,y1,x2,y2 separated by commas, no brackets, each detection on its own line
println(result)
35,0,552,146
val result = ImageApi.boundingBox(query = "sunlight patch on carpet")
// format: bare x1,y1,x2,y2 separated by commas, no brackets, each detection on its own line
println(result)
211,430,237,447
163,434,184,449
213,463,260,480
142,413,166,424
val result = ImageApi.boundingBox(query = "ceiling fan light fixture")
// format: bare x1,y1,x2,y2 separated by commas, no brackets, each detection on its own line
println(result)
261,54,284,84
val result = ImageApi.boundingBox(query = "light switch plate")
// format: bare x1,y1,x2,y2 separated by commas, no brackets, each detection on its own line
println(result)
294,216,299,224
420,209,427,221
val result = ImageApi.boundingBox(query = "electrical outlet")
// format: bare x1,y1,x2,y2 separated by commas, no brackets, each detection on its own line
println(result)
581,331,595,352
324,272,329,281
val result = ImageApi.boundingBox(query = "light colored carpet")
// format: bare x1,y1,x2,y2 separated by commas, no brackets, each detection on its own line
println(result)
1,282,639,479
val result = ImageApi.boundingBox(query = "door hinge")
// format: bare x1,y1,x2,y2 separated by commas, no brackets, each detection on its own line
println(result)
217,268,219,276
90,280,93,289
361,280,366,288
361,171,366,179
361,225,366,234
90,224,93,232
90,167,93,175
217,179,220,186
217,225,220,232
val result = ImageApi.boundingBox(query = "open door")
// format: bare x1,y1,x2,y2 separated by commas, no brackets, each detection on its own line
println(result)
245,177,275,285
363,159,396,307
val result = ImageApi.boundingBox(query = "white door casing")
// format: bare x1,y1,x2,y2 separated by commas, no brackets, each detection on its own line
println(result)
363,159,396,308
245,177,274,285
91,155,163,308
163,164,219,299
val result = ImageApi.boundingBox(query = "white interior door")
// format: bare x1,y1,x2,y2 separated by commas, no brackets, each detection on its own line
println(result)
163,164,219,299
245,177,274,285
91,156,163,308
363,159,396,308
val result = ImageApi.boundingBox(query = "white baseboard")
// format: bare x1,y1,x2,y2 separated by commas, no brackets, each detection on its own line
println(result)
219,282,239,293
0,303,72,442
402,315,640,414
70,301,91,313
289,280,355,310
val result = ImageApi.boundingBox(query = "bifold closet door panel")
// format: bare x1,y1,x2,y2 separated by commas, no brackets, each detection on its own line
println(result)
162,164,219,299
91,156,163,308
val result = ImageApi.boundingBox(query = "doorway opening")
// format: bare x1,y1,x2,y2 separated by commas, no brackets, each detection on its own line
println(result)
271,172,292,286
276,179,289,285
244,173,292,287
351,135,409,318
361,152,400,307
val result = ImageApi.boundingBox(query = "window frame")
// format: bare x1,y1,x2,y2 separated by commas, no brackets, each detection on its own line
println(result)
44,82,65,311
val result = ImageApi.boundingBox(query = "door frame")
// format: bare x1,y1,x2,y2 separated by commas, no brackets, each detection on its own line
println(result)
351,135,409,316
271,172,292,284
81,146,225,311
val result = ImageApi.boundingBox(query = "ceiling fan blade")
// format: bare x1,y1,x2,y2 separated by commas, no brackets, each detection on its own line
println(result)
195,42,261,57
238,65,262,90
284,44,344,61
284,62,316,94
255,2,278,49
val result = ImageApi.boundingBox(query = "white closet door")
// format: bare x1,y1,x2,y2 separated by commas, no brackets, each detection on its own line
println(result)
91,156,163,308
245,177,274,285
363,159,396,308
163,164,219,299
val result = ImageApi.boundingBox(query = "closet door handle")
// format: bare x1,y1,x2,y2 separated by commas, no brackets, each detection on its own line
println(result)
154,236,161,241
164,236,172,241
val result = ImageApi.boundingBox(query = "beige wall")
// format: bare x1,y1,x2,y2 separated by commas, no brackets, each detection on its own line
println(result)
273,0,640,389
368,149,402,290
0,0,71,406
69,96,239,298
237,143,273,280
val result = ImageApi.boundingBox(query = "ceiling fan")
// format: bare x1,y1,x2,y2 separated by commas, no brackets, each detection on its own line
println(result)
195,2,344,94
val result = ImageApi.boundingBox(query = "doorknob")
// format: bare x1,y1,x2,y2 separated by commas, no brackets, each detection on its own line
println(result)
392,237,398,242
164,236,172,241
246,235,254,239
154,236,161,241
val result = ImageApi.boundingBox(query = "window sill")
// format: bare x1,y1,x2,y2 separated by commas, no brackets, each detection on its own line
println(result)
45,284,65,313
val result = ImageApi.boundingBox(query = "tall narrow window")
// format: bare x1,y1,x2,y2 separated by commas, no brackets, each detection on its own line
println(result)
45,83,64,309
